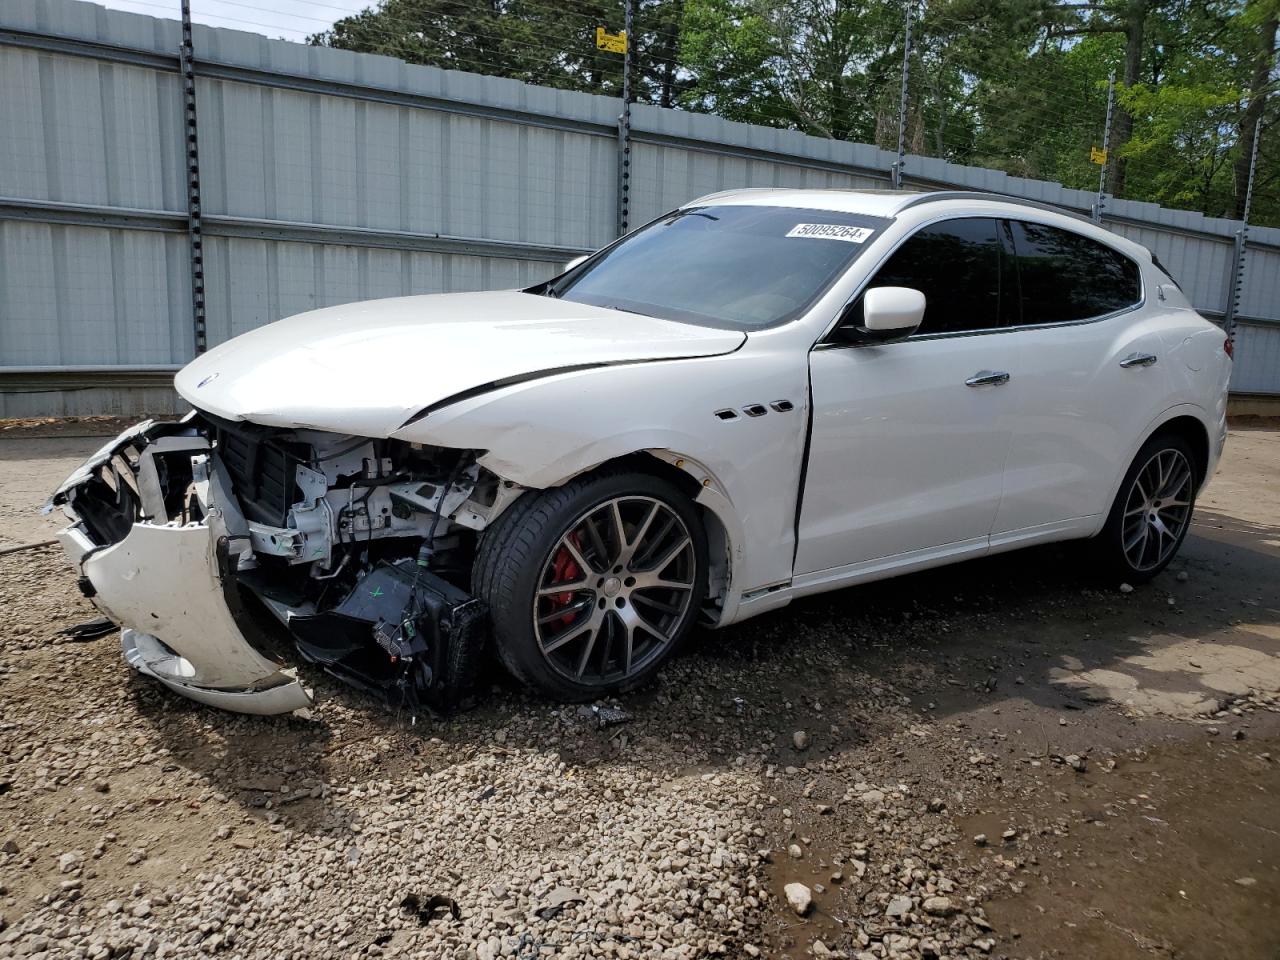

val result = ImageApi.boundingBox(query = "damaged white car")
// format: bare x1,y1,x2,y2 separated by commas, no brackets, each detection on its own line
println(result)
49,189,1231,714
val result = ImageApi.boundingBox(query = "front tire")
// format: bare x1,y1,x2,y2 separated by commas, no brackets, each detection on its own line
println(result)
1095,432,1199,583
473,469,708,701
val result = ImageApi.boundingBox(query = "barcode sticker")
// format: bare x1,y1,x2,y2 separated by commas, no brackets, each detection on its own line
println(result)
785,223,874,243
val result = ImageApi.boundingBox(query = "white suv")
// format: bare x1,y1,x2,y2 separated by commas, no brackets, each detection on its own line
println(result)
49,189,1232,712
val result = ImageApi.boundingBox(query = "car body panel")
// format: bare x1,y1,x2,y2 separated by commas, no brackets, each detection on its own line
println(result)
123,630,312,714
990,309,1170,535
175,291,746,436
396,347,812,601
796,332,1020,577
84,522,293,691
1154,302,1232,486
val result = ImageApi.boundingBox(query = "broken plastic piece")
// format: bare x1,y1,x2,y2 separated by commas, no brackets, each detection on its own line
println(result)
575,704,632,728
56,616,116,641
400,893,461,924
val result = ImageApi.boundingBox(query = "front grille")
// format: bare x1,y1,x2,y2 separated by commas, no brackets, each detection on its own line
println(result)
210,421,307,527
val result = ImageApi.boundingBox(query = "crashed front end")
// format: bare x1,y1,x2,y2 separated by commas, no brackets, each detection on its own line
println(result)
48,413,499,715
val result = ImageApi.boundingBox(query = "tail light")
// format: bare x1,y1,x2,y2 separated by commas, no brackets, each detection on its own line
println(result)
1224,336,1234,359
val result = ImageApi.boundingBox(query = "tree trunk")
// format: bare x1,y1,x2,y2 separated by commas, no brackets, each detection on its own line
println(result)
1107,0,1148,197
655,0,684,108
1233,4,1278,219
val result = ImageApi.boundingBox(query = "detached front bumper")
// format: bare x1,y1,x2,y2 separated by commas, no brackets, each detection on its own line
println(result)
50,421,312,715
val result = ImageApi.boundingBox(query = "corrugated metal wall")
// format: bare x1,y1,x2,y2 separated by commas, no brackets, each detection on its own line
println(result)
1,0,1278,416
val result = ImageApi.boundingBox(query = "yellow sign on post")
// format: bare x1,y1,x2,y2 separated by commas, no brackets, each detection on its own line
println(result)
1090,145,1108,165
596,27,627,53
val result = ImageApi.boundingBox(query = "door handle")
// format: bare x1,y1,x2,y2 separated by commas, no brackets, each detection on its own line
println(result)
1119,352,1158,368
965,370,1011,387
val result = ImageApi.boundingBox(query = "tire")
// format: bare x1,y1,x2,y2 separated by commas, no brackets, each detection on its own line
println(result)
1094,431,1199,583
472,468,708,701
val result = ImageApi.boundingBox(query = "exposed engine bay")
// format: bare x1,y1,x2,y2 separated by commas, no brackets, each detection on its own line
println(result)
47,412,520,714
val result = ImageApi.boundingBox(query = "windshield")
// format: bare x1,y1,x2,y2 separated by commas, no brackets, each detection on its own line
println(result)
542,205,891,330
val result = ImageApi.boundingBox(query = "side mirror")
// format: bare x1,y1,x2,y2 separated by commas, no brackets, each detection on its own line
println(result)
862,286,926,333
833,286,926,344
563,254,590,272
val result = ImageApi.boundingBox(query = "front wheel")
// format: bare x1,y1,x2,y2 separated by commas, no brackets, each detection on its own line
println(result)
473,469,708,701
1095,432,1199,583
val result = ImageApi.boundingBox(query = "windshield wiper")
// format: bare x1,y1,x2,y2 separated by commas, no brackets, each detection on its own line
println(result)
662,209,720,225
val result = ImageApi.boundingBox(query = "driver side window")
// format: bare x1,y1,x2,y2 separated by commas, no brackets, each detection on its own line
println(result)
854,217,1010,335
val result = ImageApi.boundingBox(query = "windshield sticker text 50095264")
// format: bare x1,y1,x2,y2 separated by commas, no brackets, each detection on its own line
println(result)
785,224,874,243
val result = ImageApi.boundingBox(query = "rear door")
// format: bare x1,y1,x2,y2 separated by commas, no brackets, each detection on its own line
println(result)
795,217,1021,579
990,219,1168,539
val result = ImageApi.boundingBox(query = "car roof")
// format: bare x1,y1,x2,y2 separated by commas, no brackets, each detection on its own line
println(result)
688,187,1151,261
691,187,918,217
691,187,1089,219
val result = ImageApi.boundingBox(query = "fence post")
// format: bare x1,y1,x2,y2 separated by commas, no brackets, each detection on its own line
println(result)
614,0,634,237
1224,118,1262,342
180,0,207,354
1093,72,1115,223
891,0,914,189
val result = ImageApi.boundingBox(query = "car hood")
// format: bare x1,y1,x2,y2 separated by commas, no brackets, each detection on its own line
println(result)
175,291,746,437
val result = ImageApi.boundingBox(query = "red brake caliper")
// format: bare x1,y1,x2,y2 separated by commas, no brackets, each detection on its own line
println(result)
547,533,584,628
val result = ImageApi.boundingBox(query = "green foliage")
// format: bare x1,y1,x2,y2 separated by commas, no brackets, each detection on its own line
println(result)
677,0,784,124
1119,81,1241,211
311,0,1279,224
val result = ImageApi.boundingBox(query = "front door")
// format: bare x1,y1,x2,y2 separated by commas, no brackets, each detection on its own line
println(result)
795,217,1020,580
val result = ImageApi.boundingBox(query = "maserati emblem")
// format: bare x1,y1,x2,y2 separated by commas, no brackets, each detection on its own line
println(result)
196,372,220,388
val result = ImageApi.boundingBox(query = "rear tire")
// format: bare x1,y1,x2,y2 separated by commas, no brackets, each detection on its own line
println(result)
472,469,708,701
1094,432,1199,583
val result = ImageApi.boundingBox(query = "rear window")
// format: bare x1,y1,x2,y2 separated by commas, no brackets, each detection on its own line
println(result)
1008,221,1141,324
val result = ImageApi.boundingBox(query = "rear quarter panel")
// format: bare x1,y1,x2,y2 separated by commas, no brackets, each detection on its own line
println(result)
1153,308,1231,488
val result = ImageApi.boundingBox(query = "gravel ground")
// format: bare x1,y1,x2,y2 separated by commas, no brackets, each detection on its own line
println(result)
1,421,1278,960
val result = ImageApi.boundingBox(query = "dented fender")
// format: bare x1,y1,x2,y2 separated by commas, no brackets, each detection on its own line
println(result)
392,349,812,611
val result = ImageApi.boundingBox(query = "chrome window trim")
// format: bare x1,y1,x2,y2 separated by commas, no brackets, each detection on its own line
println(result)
815,212,1147,350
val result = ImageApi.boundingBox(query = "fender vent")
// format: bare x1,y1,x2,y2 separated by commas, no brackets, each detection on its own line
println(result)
714,409,739,421
770,399,794,412
743,404,768,418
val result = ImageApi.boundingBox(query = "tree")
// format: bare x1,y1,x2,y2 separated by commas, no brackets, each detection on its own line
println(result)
678,0,902,138
677,0,787,124
312,0,1280,225
310,0,690,103
1036,0,1167,196
1232,0,1278,216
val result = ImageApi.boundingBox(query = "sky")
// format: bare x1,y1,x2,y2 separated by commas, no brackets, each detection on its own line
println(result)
95,0,374,44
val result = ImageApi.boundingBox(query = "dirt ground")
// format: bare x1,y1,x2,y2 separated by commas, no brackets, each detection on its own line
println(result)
0,419,1277,960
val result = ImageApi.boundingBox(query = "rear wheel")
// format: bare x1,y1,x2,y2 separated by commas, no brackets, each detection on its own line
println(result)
473,470,707,701
1096,432,1198,583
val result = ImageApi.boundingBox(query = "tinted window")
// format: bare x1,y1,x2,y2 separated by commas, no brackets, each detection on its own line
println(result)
861,218,1005,334
1009,221,1141,323
550,206,889,330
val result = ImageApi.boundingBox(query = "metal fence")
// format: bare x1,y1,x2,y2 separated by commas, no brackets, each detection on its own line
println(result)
1,0,1278,417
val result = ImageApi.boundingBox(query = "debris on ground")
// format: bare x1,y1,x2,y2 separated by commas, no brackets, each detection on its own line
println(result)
1,425,1279,958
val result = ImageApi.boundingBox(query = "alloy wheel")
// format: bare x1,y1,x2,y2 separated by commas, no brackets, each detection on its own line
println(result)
1121,448,1194,573
533,496,697,686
